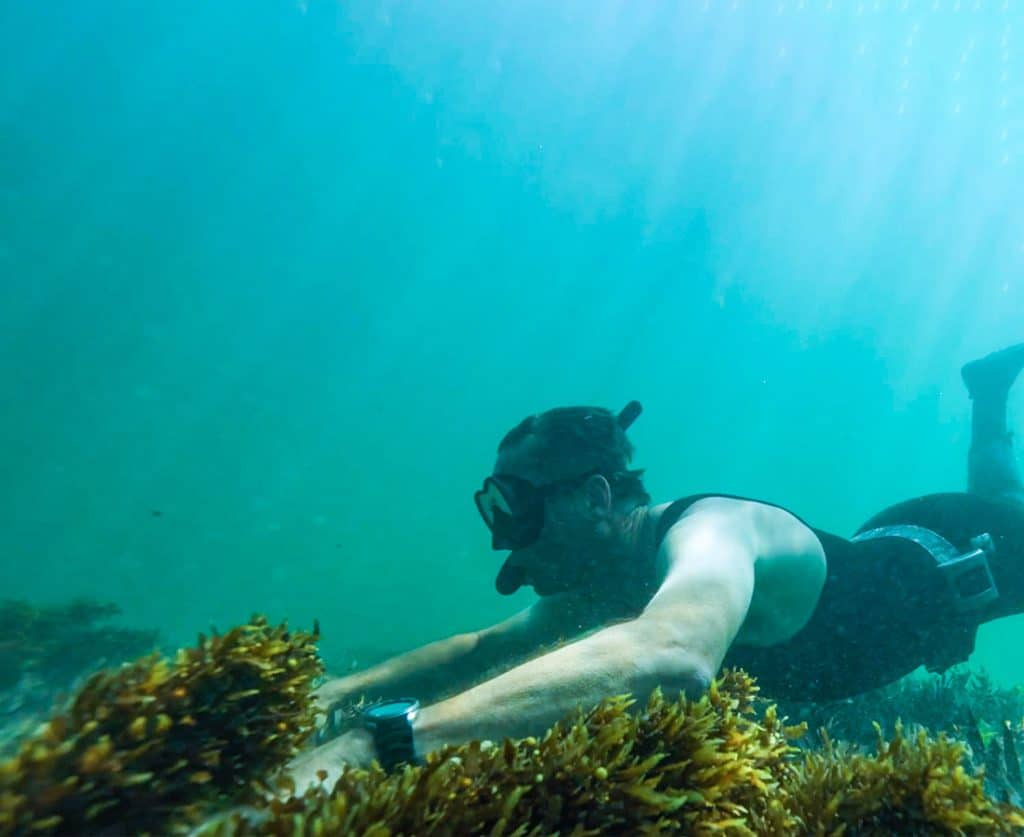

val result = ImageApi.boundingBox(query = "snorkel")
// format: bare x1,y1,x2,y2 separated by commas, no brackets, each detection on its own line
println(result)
484,401,644,596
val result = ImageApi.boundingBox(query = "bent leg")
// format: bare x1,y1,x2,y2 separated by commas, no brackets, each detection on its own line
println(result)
961,343,1024,504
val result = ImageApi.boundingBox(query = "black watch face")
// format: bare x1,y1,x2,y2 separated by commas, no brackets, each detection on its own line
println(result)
365,699,418,721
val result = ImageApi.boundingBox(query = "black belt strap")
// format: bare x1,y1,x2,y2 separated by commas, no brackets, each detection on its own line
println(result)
852,524,999,613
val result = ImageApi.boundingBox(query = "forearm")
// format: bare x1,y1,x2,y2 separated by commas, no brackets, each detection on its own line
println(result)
414,622,707,753
323,632,491,707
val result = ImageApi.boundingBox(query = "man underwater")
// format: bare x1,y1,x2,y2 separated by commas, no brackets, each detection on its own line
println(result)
290,343,1024,785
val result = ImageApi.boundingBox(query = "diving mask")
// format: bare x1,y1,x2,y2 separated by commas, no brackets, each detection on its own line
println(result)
474,471,598,551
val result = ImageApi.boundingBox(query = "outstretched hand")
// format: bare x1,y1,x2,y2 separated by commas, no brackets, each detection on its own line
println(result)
286,728,377,794
311,678,360,745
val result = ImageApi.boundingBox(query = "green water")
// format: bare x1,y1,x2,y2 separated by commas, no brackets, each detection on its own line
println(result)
1,0,1022,687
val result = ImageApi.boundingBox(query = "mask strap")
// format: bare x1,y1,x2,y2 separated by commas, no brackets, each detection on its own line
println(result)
617,400,642,430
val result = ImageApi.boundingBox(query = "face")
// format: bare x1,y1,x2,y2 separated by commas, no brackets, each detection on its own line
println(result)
486,439,613,595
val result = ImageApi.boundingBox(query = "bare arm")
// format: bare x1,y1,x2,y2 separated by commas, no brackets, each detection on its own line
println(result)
413,617,709,753
412,500,823,751
289,615,712,792
409,511,756,751
316,592,596,715
644,497,826,656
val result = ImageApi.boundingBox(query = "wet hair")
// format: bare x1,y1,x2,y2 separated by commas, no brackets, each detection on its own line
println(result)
498,406,651,507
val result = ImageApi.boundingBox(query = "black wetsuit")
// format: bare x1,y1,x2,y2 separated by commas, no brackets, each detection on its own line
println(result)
655,493,1024,702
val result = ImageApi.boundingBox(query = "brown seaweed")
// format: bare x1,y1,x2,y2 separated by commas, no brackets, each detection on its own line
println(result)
203,671,803,836
5,614,1023,836
0,616,322,836
788,723,1024,835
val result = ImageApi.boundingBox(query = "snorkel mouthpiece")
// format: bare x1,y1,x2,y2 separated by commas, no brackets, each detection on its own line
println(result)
495,559,527,595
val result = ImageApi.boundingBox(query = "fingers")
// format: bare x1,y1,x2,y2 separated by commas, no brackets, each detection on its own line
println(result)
313,706,345,746
320,713,336,745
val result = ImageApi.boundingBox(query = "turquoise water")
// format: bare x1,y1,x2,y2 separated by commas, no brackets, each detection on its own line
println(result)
1,0,1022,687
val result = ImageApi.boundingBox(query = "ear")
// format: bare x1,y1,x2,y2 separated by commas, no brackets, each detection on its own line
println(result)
581,474,612,517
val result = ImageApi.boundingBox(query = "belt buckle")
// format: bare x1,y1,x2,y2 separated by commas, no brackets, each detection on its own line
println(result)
938,534,999,613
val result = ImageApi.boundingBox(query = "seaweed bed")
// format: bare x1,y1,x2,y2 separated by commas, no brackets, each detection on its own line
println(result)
778,667,1024,808
1,613,1024,835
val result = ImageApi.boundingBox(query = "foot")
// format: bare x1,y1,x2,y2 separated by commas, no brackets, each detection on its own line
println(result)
961,342,1024,399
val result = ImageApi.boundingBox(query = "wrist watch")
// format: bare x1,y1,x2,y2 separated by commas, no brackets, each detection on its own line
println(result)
360,698,421,771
